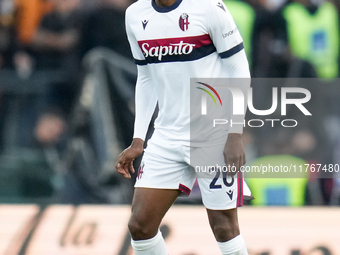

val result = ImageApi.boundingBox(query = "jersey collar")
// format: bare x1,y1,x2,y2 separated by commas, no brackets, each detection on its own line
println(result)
152,0,183,13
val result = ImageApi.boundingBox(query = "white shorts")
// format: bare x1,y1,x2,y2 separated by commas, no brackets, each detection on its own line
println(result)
135,134,252,210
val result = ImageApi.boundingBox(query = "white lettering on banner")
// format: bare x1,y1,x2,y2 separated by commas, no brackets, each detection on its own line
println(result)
142,41,196,61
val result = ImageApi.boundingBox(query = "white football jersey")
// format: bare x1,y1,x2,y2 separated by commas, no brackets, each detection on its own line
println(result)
126,0,244,145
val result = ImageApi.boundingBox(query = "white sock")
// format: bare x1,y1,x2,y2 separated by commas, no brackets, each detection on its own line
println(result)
131,230,168,255
217,235,248,255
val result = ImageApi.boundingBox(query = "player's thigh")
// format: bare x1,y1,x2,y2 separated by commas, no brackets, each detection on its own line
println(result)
197,172,244,209
193,144,244,210
129,187,181,240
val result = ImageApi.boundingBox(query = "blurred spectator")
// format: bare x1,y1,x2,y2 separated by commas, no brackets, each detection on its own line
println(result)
251,3,284,77
15,0,54,46
81,0,133,59
223,0,302,77
291,129,317,160
0,0,16,68
35,112,65,145
30,0,81,71
274,0,339,79
40,0,138,204
80,0,137,148
28,0,83,150
224,0,256,68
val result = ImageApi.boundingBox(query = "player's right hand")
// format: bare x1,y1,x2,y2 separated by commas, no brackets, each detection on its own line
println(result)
116,138,144,178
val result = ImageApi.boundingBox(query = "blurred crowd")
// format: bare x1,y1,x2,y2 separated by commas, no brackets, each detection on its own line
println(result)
0,0,339,206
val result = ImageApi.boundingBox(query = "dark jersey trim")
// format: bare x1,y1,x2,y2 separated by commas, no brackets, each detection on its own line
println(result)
144,43,216,64
134,59,148,66
219,42,244,59
151,0,183,13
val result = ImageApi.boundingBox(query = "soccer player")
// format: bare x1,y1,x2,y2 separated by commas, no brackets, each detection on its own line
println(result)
116,0,251,254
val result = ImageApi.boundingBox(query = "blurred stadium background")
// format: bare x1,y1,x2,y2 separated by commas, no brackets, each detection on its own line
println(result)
0,0,339,254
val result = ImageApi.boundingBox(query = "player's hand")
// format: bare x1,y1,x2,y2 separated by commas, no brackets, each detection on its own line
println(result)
223,133,246,176
116,138,144,178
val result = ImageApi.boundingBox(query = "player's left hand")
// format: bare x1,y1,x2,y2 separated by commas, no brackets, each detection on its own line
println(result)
223,133,246,176
116,138,144,179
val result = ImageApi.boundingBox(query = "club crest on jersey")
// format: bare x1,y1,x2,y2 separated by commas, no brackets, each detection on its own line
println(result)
179,13,190,31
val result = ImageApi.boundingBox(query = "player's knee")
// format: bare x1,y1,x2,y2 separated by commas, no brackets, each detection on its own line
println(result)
128,217,155,240
128,218,144,237
211,223,240,242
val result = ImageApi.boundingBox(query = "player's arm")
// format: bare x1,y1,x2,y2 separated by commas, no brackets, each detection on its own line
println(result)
116,65,157,178
222,50,250,175
208,0,251,174
116,10,158,178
